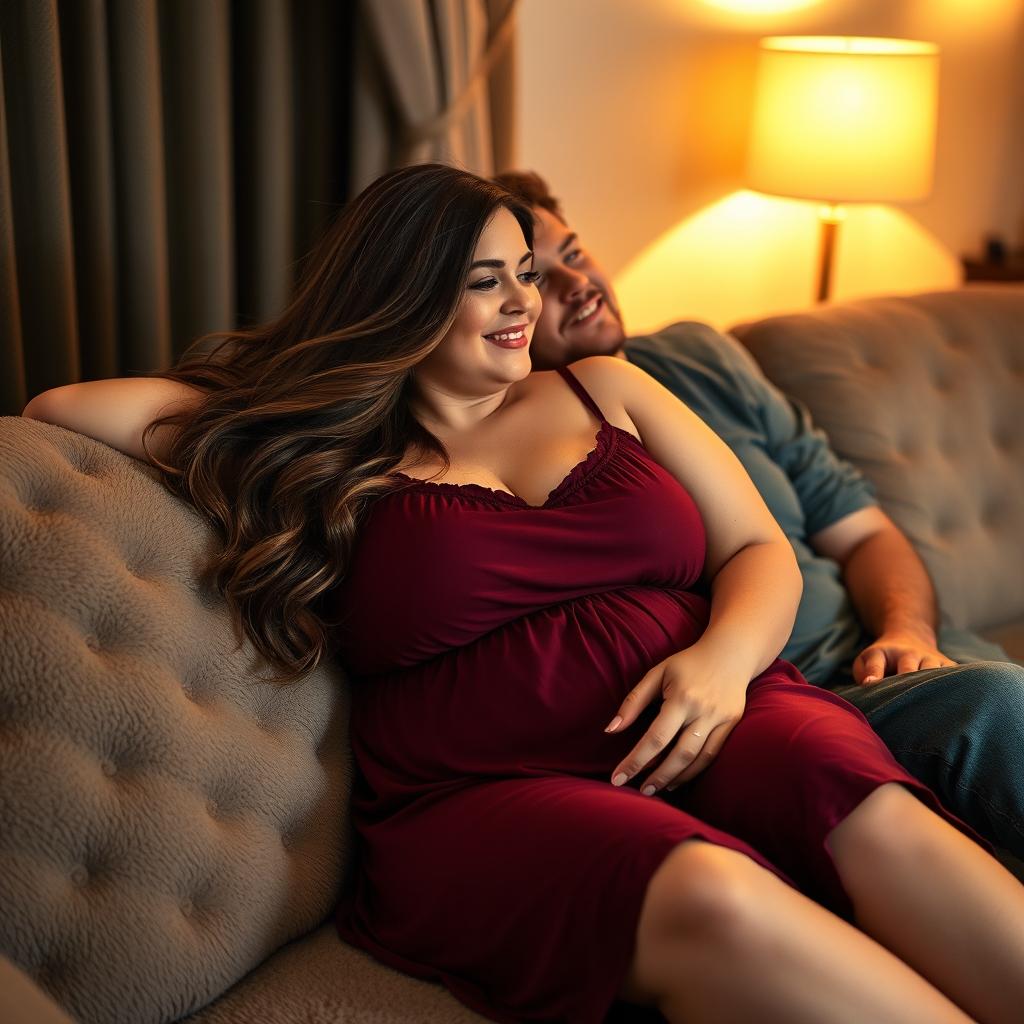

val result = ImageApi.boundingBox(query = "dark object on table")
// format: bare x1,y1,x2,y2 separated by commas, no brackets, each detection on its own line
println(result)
963,249,1024,282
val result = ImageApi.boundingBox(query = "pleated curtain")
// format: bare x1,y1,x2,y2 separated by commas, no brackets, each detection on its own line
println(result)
0,0,518,417
351,0,518,194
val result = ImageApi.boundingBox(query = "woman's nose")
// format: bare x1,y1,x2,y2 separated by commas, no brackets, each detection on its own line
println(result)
503,278,537,315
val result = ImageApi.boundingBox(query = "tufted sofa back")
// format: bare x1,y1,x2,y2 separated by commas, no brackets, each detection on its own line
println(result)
0,417,354,1024
731,285,1024,641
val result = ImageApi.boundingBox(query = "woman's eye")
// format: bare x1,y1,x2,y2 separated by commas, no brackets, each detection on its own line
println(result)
519,270,541,285
565,249,583,264
469,278,499,290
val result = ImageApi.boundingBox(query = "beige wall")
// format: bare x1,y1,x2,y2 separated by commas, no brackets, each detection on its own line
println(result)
516,0,1024,332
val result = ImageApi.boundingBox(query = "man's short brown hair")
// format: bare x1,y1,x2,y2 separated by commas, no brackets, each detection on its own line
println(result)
492,170,566,224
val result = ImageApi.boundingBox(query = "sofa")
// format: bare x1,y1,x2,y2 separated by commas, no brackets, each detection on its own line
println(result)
731,284,1024,662
1,284,1022,1023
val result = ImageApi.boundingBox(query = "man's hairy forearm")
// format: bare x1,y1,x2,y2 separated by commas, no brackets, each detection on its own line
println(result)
841,525,939,642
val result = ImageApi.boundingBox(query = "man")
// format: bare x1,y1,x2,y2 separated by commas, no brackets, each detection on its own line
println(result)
495,169,1024,865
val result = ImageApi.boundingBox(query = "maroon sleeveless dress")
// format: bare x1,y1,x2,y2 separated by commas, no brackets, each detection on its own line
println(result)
333,366,990,1024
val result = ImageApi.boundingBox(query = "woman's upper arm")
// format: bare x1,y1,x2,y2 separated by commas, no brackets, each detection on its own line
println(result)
21,377,205,465
574,356,787,577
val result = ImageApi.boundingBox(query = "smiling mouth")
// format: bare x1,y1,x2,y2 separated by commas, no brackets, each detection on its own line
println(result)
482,323,530,349
483,327,527,341
568,295,602,328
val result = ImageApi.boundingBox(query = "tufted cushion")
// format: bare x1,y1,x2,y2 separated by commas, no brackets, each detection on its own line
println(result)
178,922,491,1023
731,285,1024,637
0,416,354,1024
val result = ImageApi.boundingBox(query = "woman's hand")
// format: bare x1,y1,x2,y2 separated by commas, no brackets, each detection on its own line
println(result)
605,643,748,795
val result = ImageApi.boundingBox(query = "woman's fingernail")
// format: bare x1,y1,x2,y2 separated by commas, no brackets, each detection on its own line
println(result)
604,716,622,733
641,785,656,796
612,772,628,786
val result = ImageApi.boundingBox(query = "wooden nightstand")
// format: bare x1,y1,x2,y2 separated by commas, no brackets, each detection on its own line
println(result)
962,253,1024,282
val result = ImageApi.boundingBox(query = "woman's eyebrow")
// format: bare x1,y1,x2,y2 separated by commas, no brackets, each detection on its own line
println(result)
470,251,534,269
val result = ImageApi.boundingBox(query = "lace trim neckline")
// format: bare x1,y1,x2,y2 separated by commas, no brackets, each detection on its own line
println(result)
389,421,639,510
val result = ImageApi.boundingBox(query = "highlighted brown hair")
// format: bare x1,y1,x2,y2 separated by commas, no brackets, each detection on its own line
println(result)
141,164,533,683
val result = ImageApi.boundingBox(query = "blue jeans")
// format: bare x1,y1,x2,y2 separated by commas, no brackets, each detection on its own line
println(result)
828,628,1024,862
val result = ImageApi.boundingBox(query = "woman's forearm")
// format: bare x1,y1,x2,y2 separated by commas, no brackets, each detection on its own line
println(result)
22,378,203,463
697,539,803,682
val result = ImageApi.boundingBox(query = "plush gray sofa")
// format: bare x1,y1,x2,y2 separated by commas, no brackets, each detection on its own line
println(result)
1,284,1022,1024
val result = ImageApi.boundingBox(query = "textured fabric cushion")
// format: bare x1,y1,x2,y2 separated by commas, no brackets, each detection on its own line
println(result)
180,922,490,1024
0,417,353,1023
731,285,1024,637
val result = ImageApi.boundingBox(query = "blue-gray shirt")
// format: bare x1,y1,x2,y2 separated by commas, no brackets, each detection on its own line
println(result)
624,322,875,684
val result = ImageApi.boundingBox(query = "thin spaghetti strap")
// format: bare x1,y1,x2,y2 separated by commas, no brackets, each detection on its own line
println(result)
556,365,608,424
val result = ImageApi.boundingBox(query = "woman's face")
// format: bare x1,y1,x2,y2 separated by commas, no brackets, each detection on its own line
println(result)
414,206,541,399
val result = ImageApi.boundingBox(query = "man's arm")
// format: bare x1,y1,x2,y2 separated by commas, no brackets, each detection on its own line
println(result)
718,334,956,682
810,507,956,683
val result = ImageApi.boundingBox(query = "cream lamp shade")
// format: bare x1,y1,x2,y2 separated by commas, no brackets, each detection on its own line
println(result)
746,36,940,202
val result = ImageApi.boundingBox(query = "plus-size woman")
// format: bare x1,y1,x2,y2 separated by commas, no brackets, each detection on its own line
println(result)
24,164,1024,1024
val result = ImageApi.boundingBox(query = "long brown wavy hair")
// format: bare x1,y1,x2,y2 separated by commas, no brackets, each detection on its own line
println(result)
141,163,534,684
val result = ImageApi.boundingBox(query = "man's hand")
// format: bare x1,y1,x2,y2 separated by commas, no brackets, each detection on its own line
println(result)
852,629,957,685
812,509,957,686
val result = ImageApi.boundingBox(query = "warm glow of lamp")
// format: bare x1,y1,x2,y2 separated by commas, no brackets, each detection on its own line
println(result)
746,36,939,301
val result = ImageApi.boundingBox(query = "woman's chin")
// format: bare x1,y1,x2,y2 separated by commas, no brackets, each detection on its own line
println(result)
483,341,533,372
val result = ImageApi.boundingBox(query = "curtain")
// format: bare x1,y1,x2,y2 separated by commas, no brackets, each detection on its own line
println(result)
0,0,355,415
351,0,518,195
0,0,521,416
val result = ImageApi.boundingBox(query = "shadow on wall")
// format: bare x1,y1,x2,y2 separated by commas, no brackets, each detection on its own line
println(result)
612,191,963,333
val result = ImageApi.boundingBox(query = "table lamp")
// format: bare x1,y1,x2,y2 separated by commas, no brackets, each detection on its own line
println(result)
746,36,939,302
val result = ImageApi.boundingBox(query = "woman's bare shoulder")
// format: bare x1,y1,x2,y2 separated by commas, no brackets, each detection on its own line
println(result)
559,356,644,437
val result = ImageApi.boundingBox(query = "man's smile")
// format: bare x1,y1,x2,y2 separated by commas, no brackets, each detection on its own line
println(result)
566,294,604,329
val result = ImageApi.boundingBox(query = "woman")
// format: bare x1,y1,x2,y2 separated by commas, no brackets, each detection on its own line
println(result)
23,164,1024,1024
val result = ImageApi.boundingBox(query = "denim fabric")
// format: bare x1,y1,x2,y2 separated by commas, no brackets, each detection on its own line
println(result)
830,659,1024,862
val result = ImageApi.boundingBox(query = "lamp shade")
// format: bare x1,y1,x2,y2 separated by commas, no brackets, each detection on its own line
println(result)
746,36,939,203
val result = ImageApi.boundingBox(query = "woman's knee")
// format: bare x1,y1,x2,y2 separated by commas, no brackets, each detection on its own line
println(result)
642,840,774,942
620,840,786,1006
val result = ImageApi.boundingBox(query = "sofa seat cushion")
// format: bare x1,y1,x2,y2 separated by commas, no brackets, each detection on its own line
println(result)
181,922,491,1024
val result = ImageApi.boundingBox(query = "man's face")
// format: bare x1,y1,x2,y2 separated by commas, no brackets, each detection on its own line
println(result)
528,206,626,370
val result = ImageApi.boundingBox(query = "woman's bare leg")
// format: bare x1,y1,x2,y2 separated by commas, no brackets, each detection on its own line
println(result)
827,782,1024,1024
619,839,974,1023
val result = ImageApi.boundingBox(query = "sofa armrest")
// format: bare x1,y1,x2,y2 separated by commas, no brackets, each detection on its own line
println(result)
0,416,354,1024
